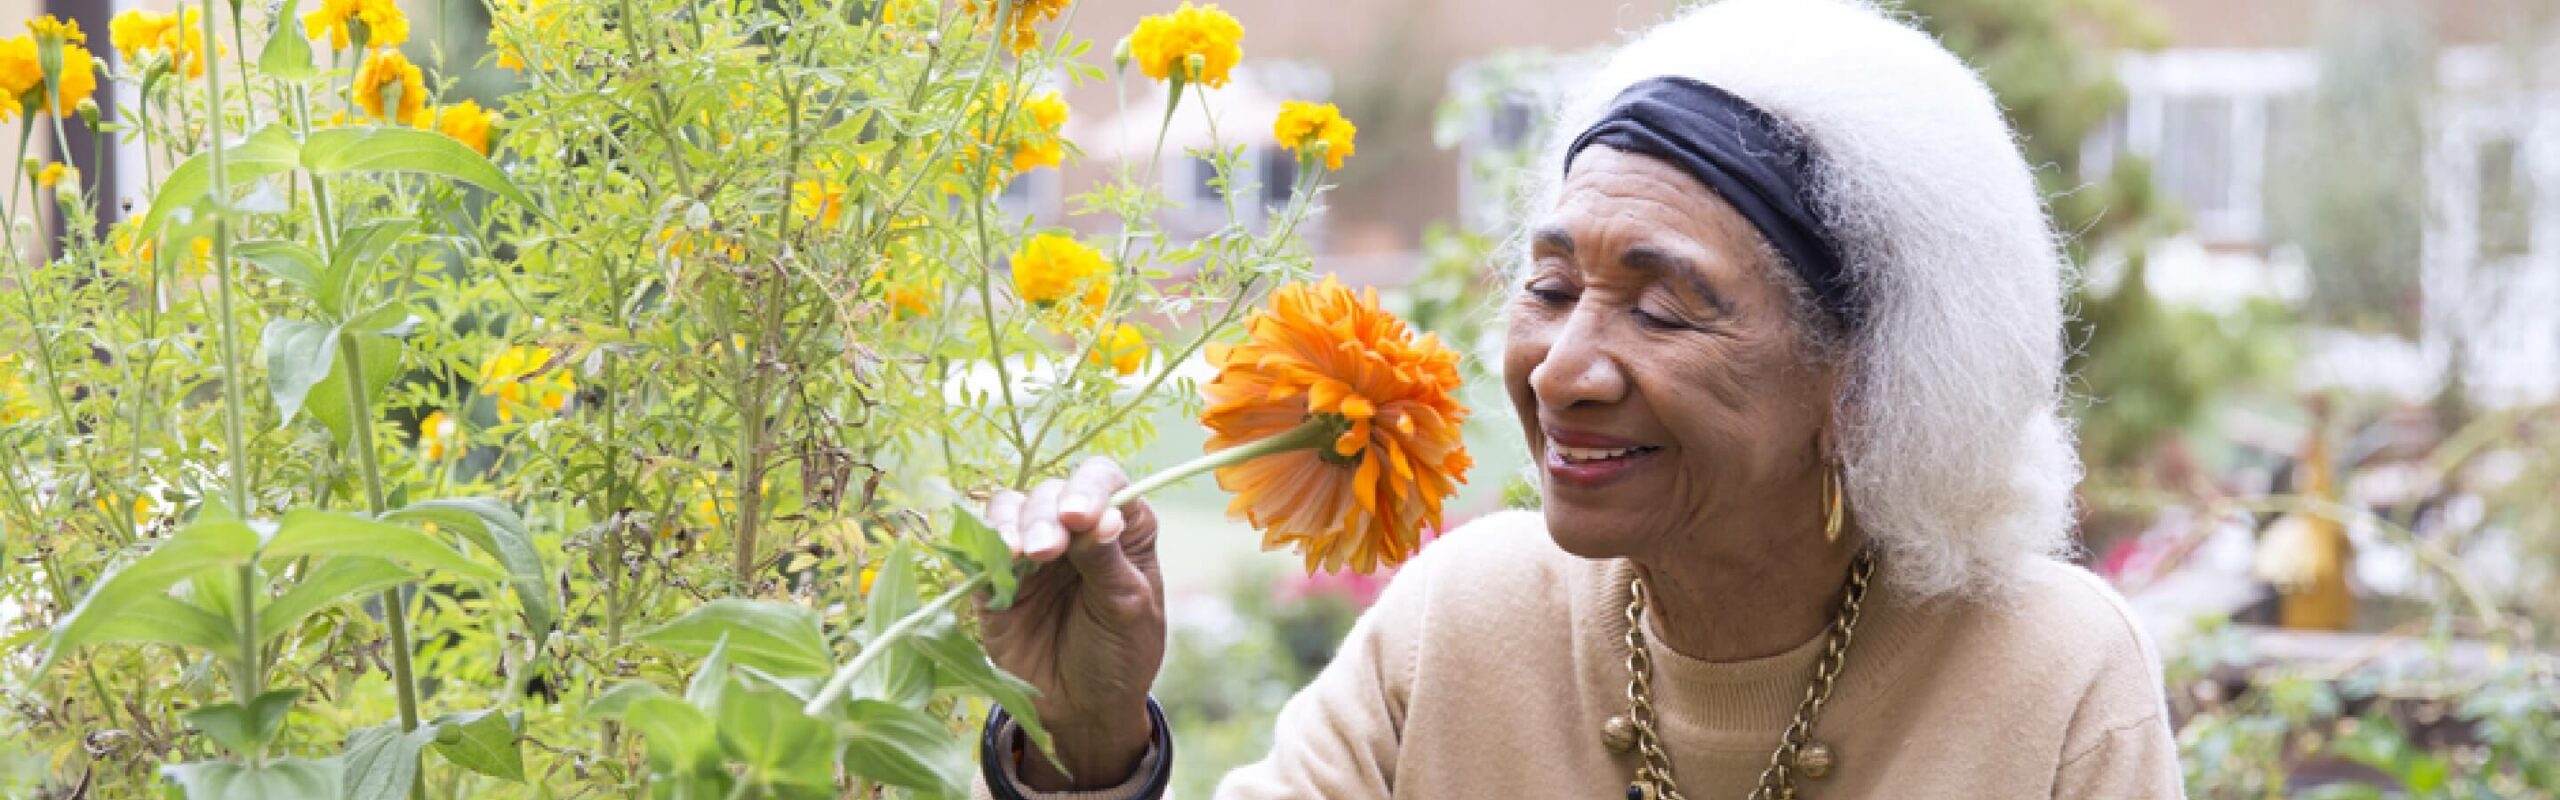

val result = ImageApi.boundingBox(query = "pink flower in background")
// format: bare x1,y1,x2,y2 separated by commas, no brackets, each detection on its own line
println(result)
1274,515,1465,610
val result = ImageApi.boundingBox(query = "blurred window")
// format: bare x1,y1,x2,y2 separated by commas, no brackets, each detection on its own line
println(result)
2159,95,2237,221
1261,145,1298,210
2478,136,2533,261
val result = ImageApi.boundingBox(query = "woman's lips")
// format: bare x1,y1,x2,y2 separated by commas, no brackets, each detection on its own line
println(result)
1543,438,1661,489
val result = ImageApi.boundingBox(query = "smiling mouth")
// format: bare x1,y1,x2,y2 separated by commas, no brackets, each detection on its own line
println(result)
1548,442,1662,464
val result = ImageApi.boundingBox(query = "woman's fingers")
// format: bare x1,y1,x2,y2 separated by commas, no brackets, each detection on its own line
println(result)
986,489,1028,556
1020,481,1070,562
1057,457,1131,533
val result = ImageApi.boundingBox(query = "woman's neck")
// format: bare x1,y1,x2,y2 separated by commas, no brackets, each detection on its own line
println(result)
1636,528,1864,662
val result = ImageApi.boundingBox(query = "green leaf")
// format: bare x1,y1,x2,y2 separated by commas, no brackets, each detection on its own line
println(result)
262,509,503,582
261,319,339,426
427,708,525,783
141,125,303,236
304,329,400,449
235,239,324,299
47,512,259,669
301,127,540,213
256,0,318,81
635,599,833,678
851,541,932,706
321,219,416,316
945,507,1018,609
259,556,415,643
715,672,837,790
586,683,719,777
83,593,237,652
837,699,969,796
686,636,731,710
164,757,341,800
340,721,437,800
384,498,555,635
913,612,1052,760
182,688,303,757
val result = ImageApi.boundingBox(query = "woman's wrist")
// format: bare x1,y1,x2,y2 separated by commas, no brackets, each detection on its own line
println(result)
984,697,1173,797
1016,700,1155,790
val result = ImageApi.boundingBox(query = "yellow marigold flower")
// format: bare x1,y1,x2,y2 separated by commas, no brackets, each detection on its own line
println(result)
109,10,172,62
1202,277,1472,574
1010,233,1108,308
1129,2,1242,88
26,16,84,47
352,49,428,126
793,178,847,227
0,356,39,425
305,0,410,51
886,276,940,320
418,410,459,461
970,0,1070,54
1090,323,1147,376
477,344,573,422
434,99,499,155
0,37,40,118
34,162,64,188
1273,100,1356,171
1008,91,1069,173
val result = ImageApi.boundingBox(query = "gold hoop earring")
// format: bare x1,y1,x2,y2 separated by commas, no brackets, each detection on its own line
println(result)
1821,465,1845,544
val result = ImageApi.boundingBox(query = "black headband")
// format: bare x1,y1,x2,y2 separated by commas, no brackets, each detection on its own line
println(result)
1564,76,1855,327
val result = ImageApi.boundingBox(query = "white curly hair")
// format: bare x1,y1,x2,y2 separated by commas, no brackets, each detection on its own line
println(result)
1528,0,2083,600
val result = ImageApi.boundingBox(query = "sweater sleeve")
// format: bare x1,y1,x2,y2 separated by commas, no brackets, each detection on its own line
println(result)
2051,712,2183,800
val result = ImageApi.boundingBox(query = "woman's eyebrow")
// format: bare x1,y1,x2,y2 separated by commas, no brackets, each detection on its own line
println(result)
1532,226,1575,256
1620,243,1731,315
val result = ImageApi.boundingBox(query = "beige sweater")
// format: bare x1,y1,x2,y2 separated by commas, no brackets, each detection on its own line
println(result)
980,511,2183,799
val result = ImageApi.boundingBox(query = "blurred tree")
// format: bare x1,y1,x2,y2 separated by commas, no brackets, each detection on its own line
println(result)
2264,0,2436,337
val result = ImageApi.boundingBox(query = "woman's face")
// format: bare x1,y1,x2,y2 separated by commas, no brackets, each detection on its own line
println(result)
1505,147,1837,561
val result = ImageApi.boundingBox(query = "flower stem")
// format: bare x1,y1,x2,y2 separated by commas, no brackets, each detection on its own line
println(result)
1108,417,1332,507
801,573,980,716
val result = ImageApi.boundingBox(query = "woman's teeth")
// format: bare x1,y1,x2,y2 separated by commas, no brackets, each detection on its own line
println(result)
1552,443,1656,463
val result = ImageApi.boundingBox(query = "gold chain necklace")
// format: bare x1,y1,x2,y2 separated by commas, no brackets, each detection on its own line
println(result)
1607,549,1878,800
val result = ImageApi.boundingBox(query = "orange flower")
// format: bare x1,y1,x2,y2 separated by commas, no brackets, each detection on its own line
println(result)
1198,277,1471,574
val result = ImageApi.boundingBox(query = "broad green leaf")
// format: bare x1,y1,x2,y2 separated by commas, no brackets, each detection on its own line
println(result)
260,319,338,426
256,0,318,81
320,219,416,316
913,613,1052,760
83,593,236,652
259,556,415,643
141,125,303,236
262,509,503,581
586,683,719,777
304,329,400,449
47,512,259,668
182,688,303,757
235,239,324,299
714,672,836,790
686,636,731,710
838,699,969,796
428,708,525,783
340,721,437,800
302,127,540,213
635,599,833,678
851,541,932,706
384,498,555,634
164,757,341,800
944,507,1017,609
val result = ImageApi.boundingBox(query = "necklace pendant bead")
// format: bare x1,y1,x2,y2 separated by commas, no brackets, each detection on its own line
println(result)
1796,741,1835,778
1627,782,1655,800
1603,715,1638,753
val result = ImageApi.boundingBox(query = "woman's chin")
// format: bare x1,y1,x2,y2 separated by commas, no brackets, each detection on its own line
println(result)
1539,504,1650,559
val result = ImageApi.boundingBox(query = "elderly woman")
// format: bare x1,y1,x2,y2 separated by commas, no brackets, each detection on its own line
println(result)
971,0,2181,797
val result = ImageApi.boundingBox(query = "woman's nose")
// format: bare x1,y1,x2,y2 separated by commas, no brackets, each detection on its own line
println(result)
1527,309,1628,409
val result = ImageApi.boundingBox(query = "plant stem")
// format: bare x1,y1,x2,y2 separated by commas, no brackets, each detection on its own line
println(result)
802,573,981,716
1107,417,1330,506
339,332,425,740
196,0,263,740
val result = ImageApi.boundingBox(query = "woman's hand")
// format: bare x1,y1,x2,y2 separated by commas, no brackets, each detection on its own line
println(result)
978,457,1169,790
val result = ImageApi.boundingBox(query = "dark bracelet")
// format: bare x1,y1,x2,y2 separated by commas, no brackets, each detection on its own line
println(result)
980,697,1173,800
